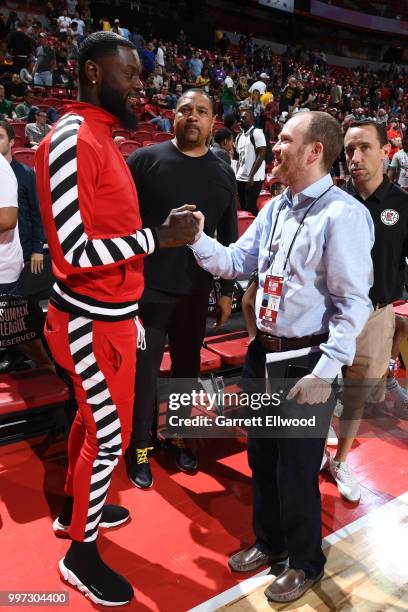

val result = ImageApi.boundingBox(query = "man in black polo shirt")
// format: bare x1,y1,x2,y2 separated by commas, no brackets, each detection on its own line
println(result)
126,89,237,488
322,119,408,502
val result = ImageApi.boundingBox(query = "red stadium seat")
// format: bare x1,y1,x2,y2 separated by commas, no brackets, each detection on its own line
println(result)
112,128,131,139
160,348,222,376
134,122,156,133
0,368,70,443
132,130,156,143
11,135,27,149
237,210,255,237
117,139,141,155
12,148,36,167
204,332,250,367
153,132,173,142
257,192,272,211
10,121,27,142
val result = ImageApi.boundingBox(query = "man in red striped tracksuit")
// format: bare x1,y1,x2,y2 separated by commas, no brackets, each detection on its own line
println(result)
35,32,199,607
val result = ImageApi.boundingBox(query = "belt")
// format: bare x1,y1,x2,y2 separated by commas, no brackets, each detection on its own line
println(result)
256,330,328,352
373,303,389,311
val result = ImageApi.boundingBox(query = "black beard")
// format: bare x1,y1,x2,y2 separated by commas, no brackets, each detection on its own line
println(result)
100,82,137,129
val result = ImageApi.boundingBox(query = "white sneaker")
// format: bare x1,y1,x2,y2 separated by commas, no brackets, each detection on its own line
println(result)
320,449,330,472
385,378,408,420
329,459,361,502
327,424,338,447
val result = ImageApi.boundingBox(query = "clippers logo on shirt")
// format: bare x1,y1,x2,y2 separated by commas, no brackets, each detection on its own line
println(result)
380,209,399,226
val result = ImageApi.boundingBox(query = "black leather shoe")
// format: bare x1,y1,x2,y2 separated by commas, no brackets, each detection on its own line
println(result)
127,448,153,489
169,436,198,473
264,567,323,602
229,545,288,572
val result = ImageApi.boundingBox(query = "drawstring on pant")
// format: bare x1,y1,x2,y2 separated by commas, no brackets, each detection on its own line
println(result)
135,316,146,350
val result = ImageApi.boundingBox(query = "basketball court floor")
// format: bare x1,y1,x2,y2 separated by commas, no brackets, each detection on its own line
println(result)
1,408,407,611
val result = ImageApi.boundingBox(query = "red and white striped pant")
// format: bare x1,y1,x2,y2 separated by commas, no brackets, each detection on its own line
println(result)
45,303,138,542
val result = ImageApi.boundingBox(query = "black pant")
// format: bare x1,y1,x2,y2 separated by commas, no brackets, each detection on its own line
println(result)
237,180,263,217
131,287,209,449
243,337,330,579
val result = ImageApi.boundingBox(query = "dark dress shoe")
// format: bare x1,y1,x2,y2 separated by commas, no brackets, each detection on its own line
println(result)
264,567,324,602
229,545,288,572
168,436,198,473
126,448,153,489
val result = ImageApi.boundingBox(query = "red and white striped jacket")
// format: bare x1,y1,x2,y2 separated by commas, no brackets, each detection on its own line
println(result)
35,101,158,321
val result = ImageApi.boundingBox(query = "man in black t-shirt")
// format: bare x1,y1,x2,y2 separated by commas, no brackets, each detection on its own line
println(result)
322,119,408,503
297,78,313,110
126,89,238,489
279,76,301,114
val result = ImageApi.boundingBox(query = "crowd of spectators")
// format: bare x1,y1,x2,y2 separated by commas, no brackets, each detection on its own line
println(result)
1,3,408,170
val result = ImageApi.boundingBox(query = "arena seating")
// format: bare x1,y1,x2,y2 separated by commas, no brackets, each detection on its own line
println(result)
0,368,70,444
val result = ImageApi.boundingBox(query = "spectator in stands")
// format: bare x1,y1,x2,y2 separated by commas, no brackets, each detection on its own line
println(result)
236,75,249,100
249,72,269,96
196,66,211,92
0,84,15,119
126,89,237,489
57,9,71,41
99,15,111,31
242,89,264,129
387,118,404,160
0,140,22,295
376,108,388,125
66,0,77,17
155,39,165,68
141,41,156,77
15,90,34,121
111,19,124,37
189,50,203,80
0,121,45,270
210,127,234,165
235,108,266,216
82,7,93,34
260,84,274,108
189,110,374,604
53,62,74,93
130,28,144,55
20,57,35,85
6,23,34,71
176,28,187,54
71,11,86,38
297,78,314,110
388,135,408,190
221,65,239,119
330,80,342,107
144,93,171,132
65,34,79,61
280,75,301,115
181,66,197,91
152,65,163,90
25,109,51,149
5,73,26,102
34,34,56,87
321,119,408,503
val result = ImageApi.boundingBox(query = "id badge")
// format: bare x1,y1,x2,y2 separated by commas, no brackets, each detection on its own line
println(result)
259,274,284,326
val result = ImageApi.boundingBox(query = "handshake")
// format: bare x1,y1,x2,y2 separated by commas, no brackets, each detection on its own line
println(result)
156,205,204,248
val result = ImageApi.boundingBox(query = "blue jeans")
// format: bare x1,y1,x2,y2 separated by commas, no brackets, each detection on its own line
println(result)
150,117,171,132
34,71,53,87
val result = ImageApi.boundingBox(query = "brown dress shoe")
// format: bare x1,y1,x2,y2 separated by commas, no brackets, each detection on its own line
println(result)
265,567,324,602
228,545,288,573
